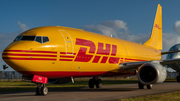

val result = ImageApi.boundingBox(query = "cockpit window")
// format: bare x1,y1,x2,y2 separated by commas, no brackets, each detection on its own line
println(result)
21,36,36,41
43,37,49,43
35,36,49,44
14,36,23,42
35,36,42,43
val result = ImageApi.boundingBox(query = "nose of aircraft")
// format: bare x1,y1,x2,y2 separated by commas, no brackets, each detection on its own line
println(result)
2,42,27,71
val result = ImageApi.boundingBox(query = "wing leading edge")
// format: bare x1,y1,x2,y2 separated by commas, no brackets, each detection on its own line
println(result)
119,58,180,71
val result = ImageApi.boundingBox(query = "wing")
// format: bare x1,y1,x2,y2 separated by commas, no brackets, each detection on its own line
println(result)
119,58,180,71
120,49,180,71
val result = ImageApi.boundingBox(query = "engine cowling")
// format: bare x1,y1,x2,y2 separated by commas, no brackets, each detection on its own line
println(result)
48,77,71,84
137,61,167,85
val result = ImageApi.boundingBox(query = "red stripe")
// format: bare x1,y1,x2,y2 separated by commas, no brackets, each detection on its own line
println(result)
60,56,74,58
60,52,76,55
59,59,73,61
3,50,57,54
2,57,56,61
2,53,57,57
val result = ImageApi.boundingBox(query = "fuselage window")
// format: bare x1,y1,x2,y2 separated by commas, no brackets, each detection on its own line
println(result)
43,37,49,43
35,36,42,43
14,36,23,42
21,36,36,41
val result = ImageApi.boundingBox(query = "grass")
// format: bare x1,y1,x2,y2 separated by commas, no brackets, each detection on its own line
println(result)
113,91,180,101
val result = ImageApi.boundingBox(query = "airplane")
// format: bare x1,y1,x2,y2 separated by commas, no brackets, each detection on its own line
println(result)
2,4,180,96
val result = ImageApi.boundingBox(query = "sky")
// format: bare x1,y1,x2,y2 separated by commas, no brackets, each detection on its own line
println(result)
1,0,180,71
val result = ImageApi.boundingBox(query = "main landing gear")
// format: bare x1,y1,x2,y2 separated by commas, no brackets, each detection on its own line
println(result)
36,83,48,96
89,77,102,88
176,75,180,83
138,81,153,89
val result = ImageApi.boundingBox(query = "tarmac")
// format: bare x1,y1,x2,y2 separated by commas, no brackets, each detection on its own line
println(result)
0,82,180,101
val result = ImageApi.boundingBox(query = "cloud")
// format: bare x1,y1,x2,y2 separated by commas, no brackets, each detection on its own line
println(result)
17,21,29,32
83,20,149,44
100,20,128,30
163,33,180,51
84,20,129,38
173,21,180,35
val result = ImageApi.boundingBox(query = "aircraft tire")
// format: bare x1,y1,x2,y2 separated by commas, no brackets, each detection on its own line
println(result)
96,79,102,88
138,81,144,89
89,79,95,88
147,84,153,89
41,86,48,96
176,76,180,83
36,87,41,95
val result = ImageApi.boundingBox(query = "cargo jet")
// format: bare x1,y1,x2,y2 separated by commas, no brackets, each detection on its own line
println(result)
2,4,180,95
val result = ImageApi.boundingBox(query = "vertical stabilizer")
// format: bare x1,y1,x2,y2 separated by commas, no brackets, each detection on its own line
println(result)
144,4,162,50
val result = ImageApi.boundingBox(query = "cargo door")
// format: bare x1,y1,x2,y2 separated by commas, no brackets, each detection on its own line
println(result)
59,30,74,54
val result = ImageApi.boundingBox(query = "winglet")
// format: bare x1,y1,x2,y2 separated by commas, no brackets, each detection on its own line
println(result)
144,4,162,50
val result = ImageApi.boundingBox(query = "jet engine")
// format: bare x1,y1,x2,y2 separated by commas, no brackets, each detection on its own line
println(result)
137,61,167,85
48,77,71,84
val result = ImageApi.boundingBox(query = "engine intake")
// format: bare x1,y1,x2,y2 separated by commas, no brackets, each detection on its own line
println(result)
138,62,167,85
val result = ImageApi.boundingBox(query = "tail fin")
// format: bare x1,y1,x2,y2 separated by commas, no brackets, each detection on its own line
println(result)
144,4,162,50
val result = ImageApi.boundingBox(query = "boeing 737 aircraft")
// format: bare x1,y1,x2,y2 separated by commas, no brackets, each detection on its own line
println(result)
2,4,180,95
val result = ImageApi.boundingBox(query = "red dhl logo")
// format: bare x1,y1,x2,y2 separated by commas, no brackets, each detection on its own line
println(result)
73,38,119,64
154,24,162,29
59,38,119,64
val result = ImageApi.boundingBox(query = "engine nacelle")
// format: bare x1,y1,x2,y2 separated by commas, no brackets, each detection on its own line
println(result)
48,77,71,84
137,62,167,85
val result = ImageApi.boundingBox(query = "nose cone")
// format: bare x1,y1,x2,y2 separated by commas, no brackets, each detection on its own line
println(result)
2,42,27,71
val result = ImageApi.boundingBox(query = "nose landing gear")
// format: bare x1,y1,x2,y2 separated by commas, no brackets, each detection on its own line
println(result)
36,84,48,96
32,75,48,96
